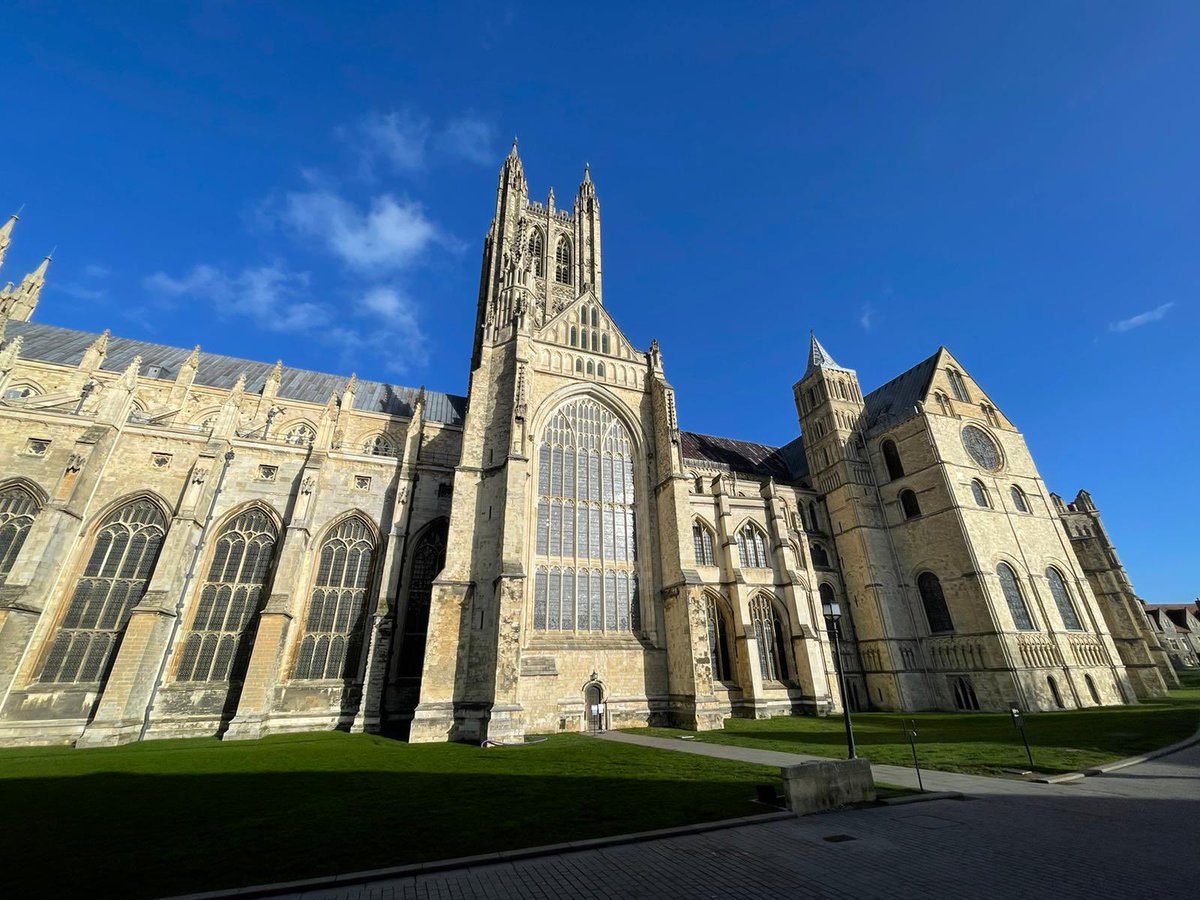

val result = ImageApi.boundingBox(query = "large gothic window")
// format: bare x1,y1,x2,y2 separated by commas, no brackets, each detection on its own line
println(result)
705,593,734,683
947,368,970,402
917,572,954,634
555,237,573,285
736,523,769,568
0,485,40,583
692,520,715,566
750,593,789,682
529,229,544,277
294,516,376,680
398,522,447,677
881,439,904,480
1046,566,1083,631
996,562,1035,631
176,508,278,682
532,398,639,633
39,499,167,684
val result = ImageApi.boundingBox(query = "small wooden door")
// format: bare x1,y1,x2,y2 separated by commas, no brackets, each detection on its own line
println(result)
584,684,604,733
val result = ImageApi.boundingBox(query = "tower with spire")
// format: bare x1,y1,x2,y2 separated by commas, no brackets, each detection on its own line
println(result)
794,333,933,711
0,213,51,322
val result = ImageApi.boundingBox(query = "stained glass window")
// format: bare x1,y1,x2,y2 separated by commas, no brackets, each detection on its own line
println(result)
997,563,1035,631
736,523,769,568
39,499,166,684
175,508,278,682
397,523,447,677
555,237,572,285
962,426,1001,471
293,516,375,680
531,398,638,632
705,594,734,682
0,485,40,584
750,594,788,681
692,521,715,565
1046,567,1083,631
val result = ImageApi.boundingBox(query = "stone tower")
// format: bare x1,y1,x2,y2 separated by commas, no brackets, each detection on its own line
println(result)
0,214,50,323
794,334,929,710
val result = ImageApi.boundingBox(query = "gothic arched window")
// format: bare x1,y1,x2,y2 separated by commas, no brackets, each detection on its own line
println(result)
176,508,278,682
586,360,594,375
935,391,952,416
591,307,599,327
0,485,40,584
1046,566,1083,631
555,237,572,285
982,403,999,427
996,562,1035,631
971,479,990,508
1048,676,1065,708
532,398,639,632
570,326,578,347
596,362,606,378
39,499,167,684
362,434,399,458
882,439,904,480
917,571,954,634
705,594,734,683
749,593,788,682
1010,485,1029,513
528,229,544,277
900,489,921,520
953,676,980,710
293,516,375,680
736,523,769,568
692,520,716,566
809,541,830,568
284,422,316,447
947,368,970,402
397,522,447,677
601,334,609,354
808,502,820,532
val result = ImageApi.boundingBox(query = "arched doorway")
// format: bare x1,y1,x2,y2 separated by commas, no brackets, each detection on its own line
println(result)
583,682,605,733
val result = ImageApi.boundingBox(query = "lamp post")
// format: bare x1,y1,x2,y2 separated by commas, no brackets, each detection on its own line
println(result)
822,594,857,759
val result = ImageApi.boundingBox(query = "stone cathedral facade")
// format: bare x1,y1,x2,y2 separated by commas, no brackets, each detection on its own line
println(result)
0,147,1176,747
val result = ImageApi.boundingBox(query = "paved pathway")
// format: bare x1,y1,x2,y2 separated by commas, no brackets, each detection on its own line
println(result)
268,737,1200,900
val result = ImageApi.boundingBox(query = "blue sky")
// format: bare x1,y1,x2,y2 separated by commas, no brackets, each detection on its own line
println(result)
2,2,1197,601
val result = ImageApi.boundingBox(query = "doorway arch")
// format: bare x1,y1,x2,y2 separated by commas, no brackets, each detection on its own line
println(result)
583,681,606,733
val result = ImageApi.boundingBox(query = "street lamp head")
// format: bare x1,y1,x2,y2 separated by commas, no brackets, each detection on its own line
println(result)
822,595,842,622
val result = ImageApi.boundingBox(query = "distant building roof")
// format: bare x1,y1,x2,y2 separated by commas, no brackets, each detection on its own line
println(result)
680,430,809,484
5,320,467,426
863,350,941,431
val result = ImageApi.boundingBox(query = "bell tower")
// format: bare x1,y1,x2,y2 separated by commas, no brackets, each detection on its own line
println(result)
794,334,930,711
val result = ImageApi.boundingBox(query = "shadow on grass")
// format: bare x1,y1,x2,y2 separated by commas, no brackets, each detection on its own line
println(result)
0,747,775,899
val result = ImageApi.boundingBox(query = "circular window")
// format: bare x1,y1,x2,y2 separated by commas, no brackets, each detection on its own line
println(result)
962,425,1002,471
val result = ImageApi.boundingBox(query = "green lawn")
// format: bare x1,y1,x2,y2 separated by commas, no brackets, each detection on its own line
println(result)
0,732,779,900
632,671,1200,777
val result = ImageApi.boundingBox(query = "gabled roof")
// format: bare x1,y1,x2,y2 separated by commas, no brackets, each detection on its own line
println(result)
863,349,941,432
3,320,467,426
680,430,809,484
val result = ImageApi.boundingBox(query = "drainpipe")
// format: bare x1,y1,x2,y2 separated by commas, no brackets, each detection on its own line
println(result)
138,449,235,740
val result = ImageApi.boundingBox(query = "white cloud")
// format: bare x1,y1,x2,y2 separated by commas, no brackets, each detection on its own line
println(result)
437,115,496,165
54,282,108,301
859,305,875,330
83,264,110,279
341,109,429,176
1109,302,1175,333
143,263,323,333
275,189,440,273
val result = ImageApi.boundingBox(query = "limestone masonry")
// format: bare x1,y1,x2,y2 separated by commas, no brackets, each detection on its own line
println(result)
0,145,1176,747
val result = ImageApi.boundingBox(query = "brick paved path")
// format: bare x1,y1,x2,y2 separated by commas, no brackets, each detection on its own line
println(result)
270,739,1200,900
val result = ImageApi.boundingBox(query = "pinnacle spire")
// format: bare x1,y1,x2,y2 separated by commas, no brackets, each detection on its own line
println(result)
0,214,17,276
805,331,847,375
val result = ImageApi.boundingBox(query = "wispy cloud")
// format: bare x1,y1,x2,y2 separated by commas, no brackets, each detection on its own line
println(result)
340,108,496,177
54,282,108,301
144,264,324,333
437,115,496,165
859,304,875,330
83,264,110,279
1109,302,1175,333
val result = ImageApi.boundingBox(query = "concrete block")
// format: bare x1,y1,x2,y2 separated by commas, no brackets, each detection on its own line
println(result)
780,758,875,815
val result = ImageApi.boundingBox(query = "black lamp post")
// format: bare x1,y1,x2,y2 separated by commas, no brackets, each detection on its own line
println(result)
822,595,858,760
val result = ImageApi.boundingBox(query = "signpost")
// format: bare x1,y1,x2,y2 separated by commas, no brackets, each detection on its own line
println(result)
905,719,924,792
1010,705,1035,770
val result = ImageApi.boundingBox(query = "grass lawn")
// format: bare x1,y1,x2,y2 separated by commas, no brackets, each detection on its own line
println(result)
633,670,1200,777
0,732,779,900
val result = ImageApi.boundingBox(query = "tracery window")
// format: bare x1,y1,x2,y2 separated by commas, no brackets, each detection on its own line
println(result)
882,439,904,480
284,422,316,447
176,508,278,682
532,398,639,632
971,479,991,508
0,485,40,583
736,523,769,568
398,522,447,677
917,572,954,634
555,237,572,285
692,520,716,566
982,403,999,427
1046,566,1083,631
750,593,789,682
293,516,375,680
362,434,400,457
705,593,734,682
953,676,980,710
1010,485,1028,513
528,229,544,277
996,562,1035,631
947,368,970,402
900,489,921,520
935,391,952,416
39,499,166,684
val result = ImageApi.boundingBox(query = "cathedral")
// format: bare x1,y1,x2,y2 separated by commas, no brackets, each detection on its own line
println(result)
0,145,1177,748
